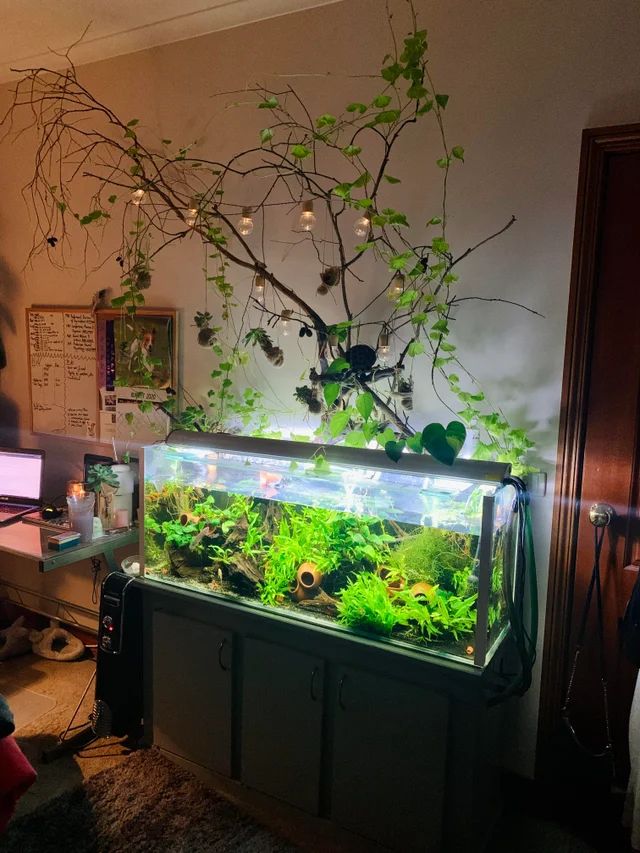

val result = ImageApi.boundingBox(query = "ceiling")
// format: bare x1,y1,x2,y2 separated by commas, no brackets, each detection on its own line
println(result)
0,0,342,83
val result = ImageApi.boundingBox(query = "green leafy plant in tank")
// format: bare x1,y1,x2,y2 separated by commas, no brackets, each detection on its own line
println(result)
5,1,539,470
387,526,475,590
337,572,399,636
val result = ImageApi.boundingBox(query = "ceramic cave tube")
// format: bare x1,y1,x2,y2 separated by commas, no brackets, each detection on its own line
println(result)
141,432,518,668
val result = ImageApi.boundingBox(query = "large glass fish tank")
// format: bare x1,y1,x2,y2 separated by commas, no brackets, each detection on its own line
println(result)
141,432,517,668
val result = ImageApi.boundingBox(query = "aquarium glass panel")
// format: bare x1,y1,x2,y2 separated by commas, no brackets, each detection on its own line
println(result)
143,437,515,667
486,483,517,661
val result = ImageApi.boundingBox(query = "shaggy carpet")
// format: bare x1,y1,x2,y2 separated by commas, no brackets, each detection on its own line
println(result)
0,747,298,852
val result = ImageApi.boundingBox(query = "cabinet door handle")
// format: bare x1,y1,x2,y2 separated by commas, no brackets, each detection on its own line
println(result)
338,674,347,710
310,666,320,702
218,638,230,671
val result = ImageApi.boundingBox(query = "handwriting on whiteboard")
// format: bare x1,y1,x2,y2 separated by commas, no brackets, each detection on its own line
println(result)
28,310,97,439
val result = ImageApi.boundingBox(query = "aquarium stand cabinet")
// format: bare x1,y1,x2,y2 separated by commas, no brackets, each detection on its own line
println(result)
142,579,504,853
139,431,517,852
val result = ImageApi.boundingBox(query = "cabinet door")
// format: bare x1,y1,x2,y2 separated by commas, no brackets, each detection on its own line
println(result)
331,666,448,852
152,610,233,776
241,637,324,814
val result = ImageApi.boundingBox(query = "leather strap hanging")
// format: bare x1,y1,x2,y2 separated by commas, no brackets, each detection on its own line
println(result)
561,522,614,762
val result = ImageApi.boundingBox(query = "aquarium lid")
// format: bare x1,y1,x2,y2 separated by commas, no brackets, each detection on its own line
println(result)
163,431,511,484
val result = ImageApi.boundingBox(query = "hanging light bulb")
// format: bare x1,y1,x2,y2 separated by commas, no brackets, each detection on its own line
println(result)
184,202,198,228
388,273,405,301
280,309,293,336
238,206,254,236
254,274,265,304
353,211,371,238
131,188,145,206
298,200,316,232
377,328,391,364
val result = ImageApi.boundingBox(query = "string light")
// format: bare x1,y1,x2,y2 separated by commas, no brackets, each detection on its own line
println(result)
281,309,293,336
353,211,371,238
377,328,391,364
184,203,198,227
131,188,145,206
238,206,254,236
298,200,316,232
388,272,405,301
254,274,265,304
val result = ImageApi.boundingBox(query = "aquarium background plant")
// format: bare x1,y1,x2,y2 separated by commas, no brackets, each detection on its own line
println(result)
1,0,538,470
143,473,491,656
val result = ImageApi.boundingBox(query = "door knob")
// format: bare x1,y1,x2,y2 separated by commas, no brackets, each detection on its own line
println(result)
589,503,614,528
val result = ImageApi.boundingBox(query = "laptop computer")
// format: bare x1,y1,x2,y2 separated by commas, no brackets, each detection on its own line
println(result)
0,447,45,525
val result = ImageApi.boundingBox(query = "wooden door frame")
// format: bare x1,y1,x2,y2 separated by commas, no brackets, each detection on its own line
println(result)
536,123,640,777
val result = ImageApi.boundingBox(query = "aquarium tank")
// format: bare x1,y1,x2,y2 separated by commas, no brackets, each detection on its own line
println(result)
141,432,518,668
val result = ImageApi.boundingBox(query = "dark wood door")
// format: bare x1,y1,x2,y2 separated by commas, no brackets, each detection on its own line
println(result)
330,665,448,852
241,637,324,814
152,610,233,776
539,126,640,783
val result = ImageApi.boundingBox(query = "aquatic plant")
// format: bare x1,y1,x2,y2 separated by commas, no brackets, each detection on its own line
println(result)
161,519,199,551
390,527,475,591
259,503,394,606
336,572,398,636
393,587,477,641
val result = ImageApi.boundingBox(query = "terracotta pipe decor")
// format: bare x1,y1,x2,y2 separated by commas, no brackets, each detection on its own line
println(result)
179,512,203,526
410,581,434,599
291,562,324,601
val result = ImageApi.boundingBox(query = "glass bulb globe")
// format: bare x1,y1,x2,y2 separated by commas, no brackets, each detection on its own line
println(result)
281,309,293,336
354,214,371,238
185,207,198,227
298,200,316,232
388,273,405,301
238,207,254,236
131,188,145,206
254,274,265,304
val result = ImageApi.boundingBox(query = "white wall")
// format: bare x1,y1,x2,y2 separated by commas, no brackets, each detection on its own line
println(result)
1,0,639,775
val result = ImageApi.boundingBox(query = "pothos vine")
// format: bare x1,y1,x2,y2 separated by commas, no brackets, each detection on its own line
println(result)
2,1,538,469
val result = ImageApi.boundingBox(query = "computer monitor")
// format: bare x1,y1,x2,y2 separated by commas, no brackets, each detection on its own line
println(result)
0,447,44,501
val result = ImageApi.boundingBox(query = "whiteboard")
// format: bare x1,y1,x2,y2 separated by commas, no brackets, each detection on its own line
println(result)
27,308,98,440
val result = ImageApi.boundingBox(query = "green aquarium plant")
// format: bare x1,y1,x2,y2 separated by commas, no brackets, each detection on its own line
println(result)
337,572,398,637
390,527,475,591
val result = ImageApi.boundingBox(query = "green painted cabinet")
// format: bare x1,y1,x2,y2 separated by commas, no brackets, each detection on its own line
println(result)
241,637,324,814
330,665,449,852
152,610,233,776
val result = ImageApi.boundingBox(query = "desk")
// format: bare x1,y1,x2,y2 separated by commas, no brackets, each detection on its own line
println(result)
0,522,139,573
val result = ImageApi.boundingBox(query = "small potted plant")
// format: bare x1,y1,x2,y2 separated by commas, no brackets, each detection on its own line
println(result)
86,464,119,529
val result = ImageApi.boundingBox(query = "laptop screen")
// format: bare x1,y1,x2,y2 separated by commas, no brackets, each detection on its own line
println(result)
0,449,43,500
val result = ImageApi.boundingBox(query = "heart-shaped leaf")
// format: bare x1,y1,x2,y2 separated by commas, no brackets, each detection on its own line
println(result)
406,433,423,454
421,421,467,466
356,392,373,421
444,420,466,454
385,439,406,462
323,382,340,407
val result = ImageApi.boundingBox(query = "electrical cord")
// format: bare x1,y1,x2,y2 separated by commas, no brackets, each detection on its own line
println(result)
487,475,538,705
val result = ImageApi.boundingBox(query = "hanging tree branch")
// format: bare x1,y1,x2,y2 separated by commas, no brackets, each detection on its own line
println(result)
0,1,538,468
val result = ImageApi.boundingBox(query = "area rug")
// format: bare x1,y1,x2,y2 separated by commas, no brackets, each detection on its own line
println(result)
0,747,298,852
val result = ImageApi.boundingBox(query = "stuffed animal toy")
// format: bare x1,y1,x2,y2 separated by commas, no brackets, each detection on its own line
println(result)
0,617,31,661
29,620,85,662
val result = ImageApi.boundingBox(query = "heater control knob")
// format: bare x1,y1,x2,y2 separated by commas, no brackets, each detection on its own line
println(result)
101,635,112,650
102,615,113,629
